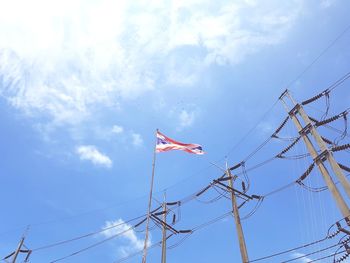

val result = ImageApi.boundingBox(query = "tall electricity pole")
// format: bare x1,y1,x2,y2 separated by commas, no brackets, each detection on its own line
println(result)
280,90,350,218
226,167,249,263
3,227,31,263
161,192,167,263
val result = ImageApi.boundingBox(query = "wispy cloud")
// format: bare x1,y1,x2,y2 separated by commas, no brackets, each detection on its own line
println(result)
131,132,143,147
102,218,149,257
0,0,303,129
76,145,112,168
290,252,313,263
179,109,196,130
112,125,124,134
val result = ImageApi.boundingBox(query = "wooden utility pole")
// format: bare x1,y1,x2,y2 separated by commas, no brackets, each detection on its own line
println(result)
280,90,350,218
161,192,167,263
226,168,249,263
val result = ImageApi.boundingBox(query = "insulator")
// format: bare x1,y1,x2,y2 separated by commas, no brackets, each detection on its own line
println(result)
301,89,328,106
172,214,176,225
229,162,243,171
178,230,192,234
277,137,301,157
272,116,289,137
309,116,318,123
196,185,211,197
298,162,315,181
166,201,179,206
322,136,333,145
135,218,147,227
332,144,350,152
339,163,350,173
316,111,347,127
242,182,246,192
328,229,341,238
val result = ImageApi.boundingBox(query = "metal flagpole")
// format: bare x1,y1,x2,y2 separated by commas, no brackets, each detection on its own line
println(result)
142,129,159,263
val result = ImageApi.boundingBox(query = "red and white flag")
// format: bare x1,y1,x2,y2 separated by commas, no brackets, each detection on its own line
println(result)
156,131,205,155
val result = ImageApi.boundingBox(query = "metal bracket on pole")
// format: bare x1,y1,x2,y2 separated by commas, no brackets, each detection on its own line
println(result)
298,123,313,136
314,150,329,164
288,103,301,117
213,179,252,200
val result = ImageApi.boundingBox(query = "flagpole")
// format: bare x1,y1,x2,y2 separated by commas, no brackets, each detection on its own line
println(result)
142,129,158,263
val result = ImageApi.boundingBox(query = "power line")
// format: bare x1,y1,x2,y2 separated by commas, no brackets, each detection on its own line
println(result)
225,99,279,158
48,217,147,263
287,23,350,88
249,219,345,263
280,242,343,263
32,215,148,252
112,210,233,262
307,250,346,263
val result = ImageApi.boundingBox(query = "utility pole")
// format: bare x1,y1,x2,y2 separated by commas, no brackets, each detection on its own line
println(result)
226,167,249,263
11,237,25,263
3,227,31,263
280,90,350,218
161,192,167,263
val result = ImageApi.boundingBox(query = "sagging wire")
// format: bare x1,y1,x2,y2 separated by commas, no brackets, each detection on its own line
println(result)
31,213,151,252
280,241,346,263
211,185,231,201
309,110,349,145
335,113,348,145
241,197,264,220
48,217,148,263
277,153,311,160
113,240,164,263
321,90,331,120
298,182,328,193
272,136,300,142
249,217,344,262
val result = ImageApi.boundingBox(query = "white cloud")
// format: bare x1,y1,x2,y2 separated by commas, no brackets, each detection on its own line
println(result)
179,109,196,129
76,145,112,168
0,0,303,127
131,133,143,147
102,218,149,257
291,252,313,263
112,125,124,134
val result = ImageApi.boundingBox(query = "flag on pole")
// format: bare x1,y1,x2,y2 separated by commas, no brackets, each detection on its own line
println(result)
156,130,205,154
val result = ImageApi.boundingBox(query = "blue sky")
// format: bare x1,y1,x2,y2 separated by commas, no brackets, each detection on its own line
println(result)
1,0,350,262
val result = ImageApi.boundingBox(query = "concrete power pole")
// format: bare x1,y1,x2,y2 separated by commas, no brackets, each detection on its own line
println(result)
280,90,350,218
226,167,249,263
3,228,31,263
11,237,25,263
161,192,167,263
